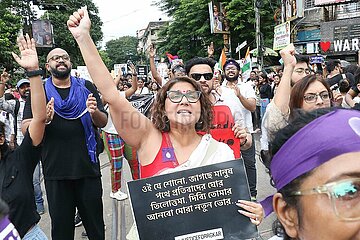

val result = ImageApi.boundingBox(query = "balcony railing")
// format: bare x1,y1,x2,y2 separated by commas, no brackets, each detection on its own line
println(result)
336,2,360,19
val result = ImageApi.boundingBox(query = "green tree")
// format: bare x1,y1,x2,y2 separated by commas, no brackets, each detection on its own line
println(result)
99,50,111,70
0,0,103,74
154,0,279,61
155,0,224,61
105,36,140,68
154,0,181,16
37,0,103,68
224,0,278,54
0,0,29,71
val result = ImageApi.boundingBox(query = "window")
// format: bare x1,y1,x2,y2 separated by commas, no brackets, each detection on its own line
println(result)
305,0,315,9
336,2,360,19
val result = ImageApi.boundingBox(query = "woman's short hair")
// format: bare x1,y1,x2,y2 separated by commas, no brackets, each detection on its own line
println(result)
259,72,268,82
289,75,331,119
151,76,213,133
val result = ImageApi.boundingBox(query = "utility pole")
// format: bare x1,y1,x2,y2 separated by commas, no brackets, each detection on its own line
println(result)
255,0,263,69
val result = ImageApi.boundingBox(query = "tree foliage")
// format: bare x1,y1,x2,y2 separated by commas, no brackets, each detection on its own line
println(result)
105,36,140,68
154,0,279,61
0,0,29,71
0,0,103,73
38,0,103,68
156,0,224,61
99,50,111,70
153,0,181,16
224,0,279,53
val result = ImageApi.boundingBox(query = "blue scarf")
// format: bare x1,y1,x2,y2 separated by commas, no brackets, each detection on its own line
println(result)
45,76,97,163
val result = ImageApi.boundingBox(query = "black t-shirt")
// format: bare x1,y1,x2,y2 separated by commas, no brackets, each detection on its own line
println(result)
23,80,106,180
259,83,272,99
0,131,41,237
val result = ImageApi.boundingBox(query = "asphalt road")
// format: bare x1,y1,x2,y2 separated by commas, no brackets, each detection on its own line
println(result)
38,132,277,239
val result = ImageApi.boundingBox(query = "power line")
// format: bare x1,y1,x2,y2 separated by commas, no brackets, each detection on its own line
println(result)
103,8,147,24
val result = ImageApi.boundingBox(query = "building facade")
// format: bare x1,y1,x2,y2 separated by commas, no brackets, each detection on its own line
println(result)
279,0,360,64
137,21,170,55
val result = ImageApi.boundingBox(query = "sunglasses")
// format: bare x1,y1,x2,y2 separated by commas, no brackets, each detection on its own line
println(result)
47,54,70,62
167,90,201,103
190,73,213,81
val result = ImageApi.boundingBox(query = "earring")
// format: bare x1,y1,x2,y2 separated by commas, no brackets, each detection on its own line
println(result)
195,121,203,130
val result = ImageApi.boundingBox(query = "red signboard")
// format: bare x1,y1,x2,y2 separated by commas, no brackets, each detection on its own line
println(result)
211,105,241,158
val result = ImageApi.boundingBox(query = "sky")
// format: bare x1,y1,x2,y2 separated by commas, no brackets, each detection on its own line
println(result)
92,0,169,46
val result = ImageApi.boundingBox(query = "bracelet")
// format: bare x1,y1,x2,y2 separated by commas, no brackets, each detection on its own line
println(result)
240,137,248,147
26,69,43,78
0,82,4,85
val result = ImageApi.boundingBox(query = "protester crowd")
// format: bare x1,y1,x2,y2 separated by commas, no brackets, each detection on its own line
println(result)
0,8,359,240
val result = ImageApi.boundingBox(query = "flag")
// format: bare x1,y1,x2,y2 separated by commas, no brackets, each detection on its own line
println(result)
241,47,251,73
241,47,252,81
218,48,226,71
165,52,179,63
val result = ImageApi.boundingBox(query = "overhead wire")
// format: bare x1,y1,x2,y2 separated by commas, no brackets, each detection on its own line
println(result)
102,8,147,24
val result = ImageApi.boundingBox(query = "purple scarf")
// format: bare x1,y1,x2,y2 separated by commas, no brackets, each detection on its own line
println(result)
45,76,97,163
0,216,20,239
261,109,360,216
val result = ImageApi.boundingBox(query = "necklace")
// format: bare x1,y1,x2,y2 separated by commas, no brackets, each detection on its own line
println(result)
52,78,71,88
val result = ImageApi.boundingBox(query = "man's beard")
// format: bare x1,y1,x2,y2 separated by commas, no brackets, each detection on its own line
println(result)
50,64,71,79
200,83,212,94
225,73,239,82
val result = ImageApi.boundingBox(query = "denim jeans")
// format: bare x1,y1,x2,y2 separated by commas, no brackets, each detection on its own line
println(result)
260,98,270,119
22,224,48,240
33,162,44,206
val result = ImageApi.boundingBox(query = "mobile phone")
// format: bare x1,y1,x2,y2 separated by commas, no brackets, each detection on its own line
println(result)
127,60,133,66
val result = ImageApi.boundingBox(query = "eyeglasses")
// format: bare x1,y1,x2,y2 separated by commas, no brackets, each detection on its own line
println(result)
294,68,311,75
47,54,70,62
303,91,330,103
290,178,360,221
190,73,213,81
167,90,201,103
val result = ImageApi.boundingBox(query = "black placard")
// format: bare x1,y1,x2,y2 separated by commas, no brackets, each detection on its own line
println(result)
136,65,148,79
128,94,154,118
127,159,258,240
